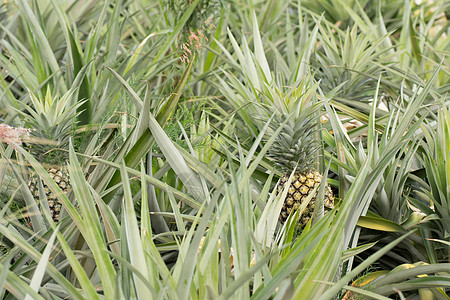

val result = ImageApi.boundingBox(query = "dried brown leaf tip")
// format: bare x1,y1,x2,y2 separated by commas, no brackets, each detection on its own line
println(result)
0,124,30,148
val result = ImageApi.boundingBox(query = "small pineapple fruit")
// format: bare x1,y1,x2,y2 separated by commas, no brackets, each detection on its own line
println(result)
268,112,334,228
27,167,70,222
276,170,334,225
18,89,82,222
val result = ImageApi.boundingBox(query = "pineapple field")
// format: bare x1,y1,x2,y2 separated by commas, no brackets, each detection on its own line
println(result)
0,0,449,299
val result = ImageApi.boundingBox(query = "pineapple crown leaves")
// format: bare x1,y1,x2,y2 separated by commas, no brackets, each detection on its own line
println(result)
267,104,323,173
16,88,85,142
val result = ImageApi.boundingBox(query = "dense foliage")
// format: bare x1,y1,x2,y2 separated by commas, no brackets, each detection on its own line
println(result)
0,0,449,299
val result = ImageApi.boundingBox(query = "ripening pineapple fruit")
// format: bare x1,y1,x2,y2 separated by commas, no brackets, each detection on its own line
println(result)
268,110,334,228
18,89,83,222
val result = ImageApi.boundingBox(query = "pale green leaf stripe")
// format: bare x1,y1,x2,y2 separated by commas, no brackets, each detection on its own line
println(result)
130,86,151,145
120,161,155,298
252,11,272,82
241,32,261,92
149,116,205,201
124,33,156,75
90,185,121,256
341,242,377,262
367,76,380,151
56,229,101,300
0,256,7,297
167,189,186,232
357,216,406,233
24,227,59,300
68,143,117,299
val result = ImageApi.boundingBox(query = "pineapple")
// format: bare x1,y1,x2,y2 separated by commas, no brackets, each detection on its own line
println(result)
27,167,70,222
268,112,334,228
18,89,82,222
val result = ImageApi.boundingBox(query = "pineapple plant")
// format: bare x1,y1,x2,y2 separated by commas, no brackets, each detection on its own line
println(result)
17,89,83,222
268,111,334,228
341,270,388,300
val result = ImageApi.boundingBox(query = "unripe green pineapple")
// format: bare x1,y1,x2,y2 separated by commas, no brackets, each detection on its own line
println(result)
268,110,334,228
18,89,82,222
